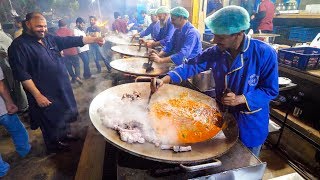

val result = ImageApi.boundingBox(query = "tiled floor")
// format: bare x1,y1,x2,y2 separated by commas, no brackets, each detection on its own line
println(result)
260,146,296,179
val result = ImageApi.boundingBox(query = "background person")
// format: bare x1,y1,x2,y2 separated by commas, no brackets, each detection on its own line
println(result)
149,7,202,66
0,66,31,177
142,6,175,48
140,10,152,30
13,16,24,39
56,19,83,85
0,23,28,112
74,17,94,80
111,12,128,34
87,15,112,73
250,0,275,33
132,9,160,40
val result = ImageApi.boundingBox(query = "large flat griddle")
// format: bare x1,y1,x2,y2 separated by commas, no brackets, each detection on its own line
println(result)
110,57,173,77
106,35,139,46
89,83,239,164
111,45,149,57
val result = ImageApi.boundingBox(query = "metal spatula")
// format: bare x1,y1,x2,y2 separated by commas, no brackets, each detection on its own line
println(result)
147,78,157,105
143,58,154,72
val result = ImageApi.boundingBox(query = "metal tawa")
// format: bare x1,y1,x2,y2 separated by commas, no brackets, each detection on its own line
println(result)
111,45,149,57
110,57,173,77
106,35,139,46
89,83,239,164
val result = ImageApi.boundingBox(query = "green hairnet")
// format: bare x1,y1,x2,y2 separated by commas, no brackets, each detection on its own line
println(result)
205,5,250,35
170,6,189,18
156,6,170,14
148,9,157,15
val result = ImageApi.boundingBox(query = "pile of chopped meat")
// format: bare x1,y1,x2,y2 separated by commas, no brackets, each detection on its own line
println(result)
121,91,141,101
97,91,192,153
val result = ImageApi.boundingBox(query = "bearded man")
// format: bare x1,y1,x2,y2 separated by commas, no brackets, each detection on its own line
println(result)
8,12,105,153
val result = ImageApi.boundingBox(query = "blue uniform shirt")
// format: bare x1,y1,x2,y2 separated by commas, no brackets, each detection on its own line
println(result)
155,18,175,46
168,35,279,147
140,21,160,39
163,22,202,65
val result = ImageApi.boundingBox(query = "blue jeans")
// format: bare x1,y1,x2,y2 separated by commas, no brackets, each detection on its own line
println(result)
64,55,80,80
78,51,92,79
0,114,31,177
90,44,111,72
247,145,262,157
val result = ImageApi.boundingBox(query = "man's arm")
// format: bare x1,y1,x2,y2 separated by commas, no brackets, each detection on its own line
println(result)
149,50,171,63
169,31,200,65
82,36,105,46
21,80,52,107
0,80,18,114
140,24,153,37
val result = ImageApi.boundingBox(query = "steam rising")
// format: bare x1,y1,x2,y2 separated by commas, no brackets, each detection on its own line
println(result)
96,93,179,146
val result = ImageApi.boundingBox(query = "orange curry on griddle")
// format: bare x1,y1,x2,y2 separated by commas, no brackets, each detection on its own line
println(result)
150,92,222,144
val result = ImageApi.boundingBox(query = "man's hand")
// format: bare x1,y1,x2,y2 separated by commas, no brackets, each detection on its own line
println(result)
35,94,52,107
6,103,18,114
0,50,7,59
95,37,105,46
83,36,105,46
148,49,159,55
150,78,164,93
145,40,155,48
149,53,162,63
131,33,140,42
222,92,245,106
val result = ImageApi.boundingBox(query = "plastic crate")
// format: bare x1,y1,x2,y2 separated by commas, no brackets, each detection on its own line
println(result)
278,47,320,70
273,26,290,39
203,33,214,42
289,27,305,42
303,28,320,42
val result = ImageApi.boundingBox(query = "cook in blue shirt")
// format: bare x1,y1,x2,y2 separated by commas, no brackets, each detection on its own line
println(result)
152,6,279,156
150,7,202,65
144,6,175,48
136,9,160,40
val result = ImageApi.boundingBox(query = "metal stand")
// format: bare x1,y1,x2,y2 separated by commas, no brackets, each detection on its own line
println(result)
267,83,320,179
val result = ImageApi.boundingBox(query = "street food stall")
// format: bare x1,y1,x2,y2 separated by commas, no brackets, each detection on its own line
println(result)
88,82,267,179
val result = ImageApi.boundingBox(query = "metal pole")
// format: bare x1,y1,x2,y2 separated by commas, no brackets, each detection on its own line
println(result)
97,0,102,19
8,0,13,9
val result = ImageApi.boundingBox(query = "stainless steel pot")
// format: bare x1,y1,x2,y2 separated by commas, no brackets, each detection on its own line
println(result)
191,69,215,92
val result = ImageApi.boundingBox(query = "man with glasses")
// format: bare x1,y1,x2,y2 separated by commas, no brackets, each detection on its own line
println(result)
149,7,202,65
151,6,279,156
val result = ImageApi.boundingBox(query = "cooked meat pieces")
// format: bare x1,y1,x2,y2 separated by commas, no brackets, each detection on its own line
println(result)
121,91,141,101
173,146,192,152
114,125,145,144
160,145,192,152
